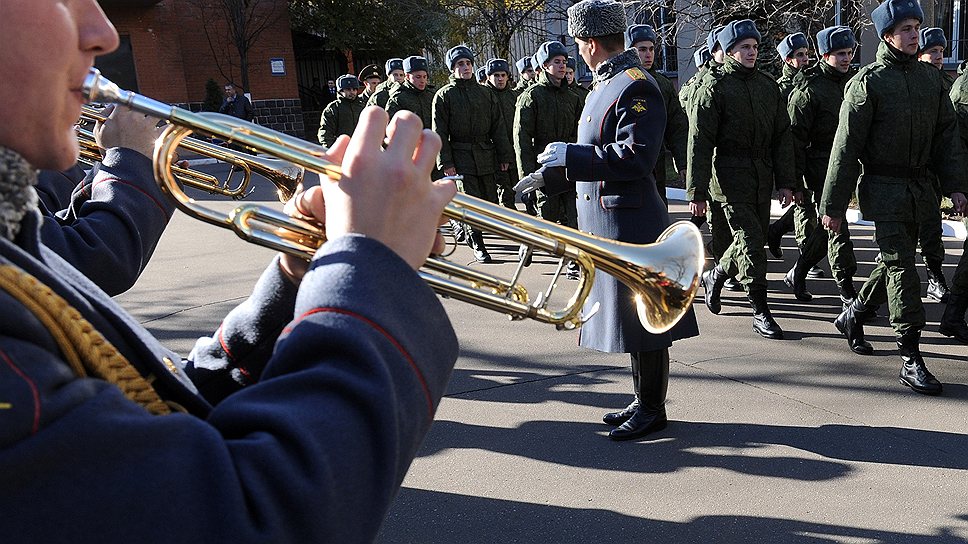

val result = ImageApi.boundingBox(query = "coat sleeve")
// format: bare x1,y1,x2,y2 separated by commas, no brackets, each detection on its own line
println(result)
563,78,667,183
513,91,538,176
770,89,797,191
685,81,719,201
787,86,815,185
820,76,874,218
317,103,336,146
36,164,87,212
432,90,454,171
930,83,968,195
38,148,174,296
664,88,689,173
490,93,513,165
0,234,459,543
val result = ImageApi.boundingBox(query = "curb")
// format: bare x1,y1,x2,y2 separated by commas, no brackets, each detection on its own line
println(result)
666,187,967,241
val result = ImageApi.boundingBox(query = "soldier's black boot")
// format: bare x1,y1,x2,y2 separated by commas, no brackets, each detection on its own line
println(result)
609,350,669,441
834,298,874,355
603,355,641,426
925,260,950,302
724,276,744,292
748,290,784,339
449,219,467,243
517,244,533,267
837,279,858,307
767,208,793,258
897,332,943,395
938,293,968,344
467,230,492,263
701,264,728,315
783,257,813,301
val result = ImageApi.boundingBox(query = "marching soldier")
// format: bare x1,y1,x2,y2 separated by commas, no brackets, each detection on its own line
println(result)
782,26,860,304
688,19,798,340
432,45,513,262
514,57,536,91
565,56,590,106
767,32,818,265
516,0,699,441
940,66,968,343
513,40,582,270
626,24,688,207
915,27,954,301
358,64,382,104
679,26,725,110
822,0,967,395
386,56,434,129
484,58,521,209
317,74,365,147
366,58,405,109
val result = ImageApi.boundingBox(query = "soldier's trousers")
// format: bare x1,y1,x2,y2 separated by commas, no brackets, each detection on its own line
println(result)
793,190,819,248
707,200,732,261
535,187,578,229
858,221,925,336
917,184,945,265
719,200,771,292
796,196,857,285
494,168,518,210
951,220,968,296
457,173,499,204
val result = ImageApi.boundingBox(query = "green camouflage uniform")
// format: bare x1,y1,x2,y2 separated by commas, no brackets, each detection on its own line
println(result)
772,62,809,248
686,56,797,293
513,70,581,228
820,43,968,336
317,95,365,147
513,77,535,92
432,74,513,204
946,70,968,296
776,63,801,103
648,67,688,206
568,80,590,108
679,60,719,112
787,61,858,288
385,80,434,128
366,80,398,109
486,80,520,208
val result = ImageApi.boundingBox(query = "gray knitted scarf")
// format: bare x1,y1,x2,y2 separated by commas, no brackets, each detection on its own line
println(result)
0,146,39,241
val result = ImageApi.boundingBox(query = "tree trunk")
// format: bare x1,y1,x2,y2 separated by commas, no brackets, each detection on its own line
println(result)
344,48,356,76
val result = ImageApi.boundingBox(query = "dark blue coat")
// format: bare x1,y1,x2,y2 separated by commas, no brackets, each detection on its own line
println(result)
0,205,459,542
38,149,173,296
543,49,699,353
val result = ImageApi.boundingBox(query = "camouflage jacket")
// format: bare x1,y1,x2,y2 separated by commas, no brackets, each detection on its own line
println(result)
385,81,435,129
776,62,802,104
366,80,398,109
821,42,968,222
432,75,513,174
951,71,968,151
649,67,689,173
513,70,581,177
685,56,796,203
787,61,855,193
317,95,365,147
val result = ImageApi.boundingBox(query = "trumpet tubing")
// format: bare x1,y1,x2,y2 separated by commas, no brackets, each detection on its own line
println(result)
82,68,703,334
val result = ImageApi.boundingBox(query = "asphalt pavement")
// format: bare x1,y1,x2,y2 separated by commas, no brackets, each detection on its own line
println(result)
115,166,968,543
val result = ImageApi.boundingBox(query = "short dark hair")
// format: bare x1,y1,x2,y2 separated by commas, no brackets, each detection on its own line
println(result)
595,33,626,52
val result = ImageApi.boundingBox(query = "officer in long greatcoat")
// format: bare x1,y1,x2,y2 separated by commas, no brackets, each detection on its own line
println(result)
823,0,968,395
516,0,699,442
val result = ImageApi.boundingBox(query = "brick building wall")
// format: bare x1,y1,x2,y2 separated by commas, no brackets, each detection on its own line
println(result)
99,0,304,137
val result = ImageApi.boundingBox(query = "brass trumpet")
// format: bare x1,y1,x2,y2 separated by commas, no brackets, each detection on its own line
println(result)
82,68,703,334
77,104,303,203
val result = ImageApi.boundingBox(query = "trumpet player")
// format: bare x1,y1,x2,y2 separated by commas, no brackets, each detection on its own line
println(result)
516,0,699,441
0,1,459,542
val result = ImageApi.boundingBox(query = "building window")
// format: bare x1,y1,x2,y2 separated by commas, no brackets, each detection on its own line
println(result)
939,0,968,63
94,35,139,93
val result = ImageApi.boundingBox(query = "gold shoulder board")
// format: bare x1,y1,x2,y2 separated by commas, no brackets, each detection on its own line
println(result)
625,67,647,80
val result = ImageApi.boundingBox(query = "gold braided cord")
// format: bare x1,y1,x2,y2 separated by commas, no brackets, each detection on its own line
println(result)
0,265,172,415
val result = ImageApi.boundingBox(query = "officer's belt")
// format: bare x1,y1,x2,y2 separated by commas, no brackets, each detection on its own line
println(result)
862,163,929,179
716,148,770,160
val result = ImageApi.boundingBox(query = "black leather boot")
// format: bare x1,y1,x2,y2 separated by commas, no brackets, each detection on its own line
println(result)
767,210,792,259
467,230,491,263
450,219,467,243
748,290,784,339
701,264,727,315
939,293,968,344
925,260,950,302
897,332,943,395
834,298,874,355
603,355,640,426
783,258,813,301
724,276,744,292
609,350,669,441
517,244,533,267
837,279,857,306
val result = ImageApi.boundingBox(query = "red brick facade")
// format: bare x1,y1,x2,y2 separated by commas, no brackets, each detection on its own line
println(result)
100,0,303,136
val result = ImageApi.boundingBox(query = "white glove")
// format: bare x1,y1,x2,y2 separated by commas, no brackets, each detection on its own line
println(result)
513,172,545,195
537,142,568,168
